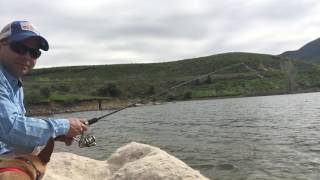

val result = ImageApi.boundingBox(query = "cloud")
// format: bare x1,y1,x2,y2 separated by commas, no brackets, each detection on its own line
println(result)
1,0,320,67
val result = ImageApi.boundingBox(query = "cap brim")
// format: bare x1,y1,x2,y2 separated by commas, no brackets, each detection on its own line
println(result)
8,32,49,51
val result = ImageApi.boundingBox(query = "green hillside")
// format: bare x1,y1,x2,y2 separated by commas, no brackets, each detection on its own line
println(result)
22,52,320,105
280,37,320,63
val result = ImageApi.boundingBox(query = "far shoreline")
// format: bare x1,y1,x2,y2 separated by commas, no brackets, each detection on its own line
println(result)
26,90,319,116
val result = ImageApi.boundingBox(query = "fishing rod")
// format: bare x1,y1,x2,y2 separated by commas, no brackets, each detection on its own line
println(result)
86,62,265,125
75,62,265,147
86,62,248,125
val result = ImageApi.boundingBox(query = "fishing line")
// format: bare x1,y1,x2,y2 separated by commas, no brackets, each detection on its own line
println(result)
74,62,266,147
86,62,256,125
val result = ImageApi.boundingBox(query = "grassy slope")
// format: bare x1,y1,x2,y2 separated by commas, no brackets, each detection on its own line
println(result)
22,52,320,104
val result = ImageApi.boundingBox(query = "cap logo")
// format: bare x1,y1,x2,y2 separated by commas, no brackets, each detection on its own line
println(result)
20,22,39,34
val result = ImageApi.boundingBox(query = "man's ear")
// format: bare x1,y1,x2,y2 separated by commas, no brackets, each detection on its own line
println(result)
0,40,5,50
0,40,9,55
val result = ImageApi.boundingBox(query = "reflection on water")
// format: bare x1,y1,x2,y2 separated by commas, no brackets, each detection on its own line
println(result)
49,92,320,180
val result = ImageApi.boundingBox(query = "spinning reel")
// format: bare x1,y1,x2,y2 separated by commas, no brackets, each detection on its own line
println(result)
74,133,96,148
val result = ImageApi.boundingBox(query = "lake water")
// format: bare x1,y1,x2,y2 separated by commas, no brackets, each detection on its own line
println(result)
50,92,320,180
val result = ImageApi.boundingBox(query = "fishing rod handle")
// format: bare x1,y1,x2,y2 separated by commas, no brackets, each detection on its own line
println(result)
87,117,99,125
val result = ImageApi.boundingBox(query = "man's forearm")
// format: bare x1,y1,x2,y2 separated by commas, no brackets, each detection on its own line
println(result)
0,114,69,149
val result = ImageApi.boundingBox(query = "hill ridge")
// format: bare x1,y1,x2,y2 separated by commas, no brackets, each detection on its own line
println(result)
280,37,320,63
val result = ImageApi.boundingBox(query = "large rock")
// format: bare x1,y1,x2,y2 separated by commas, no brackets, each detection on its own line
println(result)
43,142,209,180
43,152,110,180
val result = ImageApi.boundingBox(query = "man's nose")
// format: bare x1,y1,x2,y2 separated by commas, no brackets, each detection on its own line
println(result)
22,52,34,60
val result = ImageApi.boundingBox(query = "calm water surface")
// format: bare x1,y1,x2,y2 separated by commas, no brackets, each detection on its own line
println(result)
49,92,320,180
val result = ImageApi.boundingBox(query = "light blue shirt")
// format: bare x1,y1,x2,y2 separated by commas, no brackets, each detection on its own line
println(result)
0,65,70,155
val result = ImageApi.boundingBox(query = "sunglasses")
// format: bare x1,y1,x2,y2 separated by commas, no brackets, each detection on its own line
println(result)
9,42,41,59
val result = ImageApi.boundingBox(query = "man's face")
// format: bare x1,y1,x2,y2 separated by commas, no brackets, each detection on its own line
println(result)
0,37,41,77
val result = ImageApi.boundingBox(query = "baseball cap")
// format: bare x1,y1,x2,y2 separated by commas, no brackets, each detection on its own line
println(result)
0,21,49,51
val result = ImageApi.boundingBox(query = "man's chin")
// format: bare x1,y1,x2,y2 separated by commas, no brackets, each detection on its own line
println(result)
16,68,31,77
22,69,31,75
21,66,32,72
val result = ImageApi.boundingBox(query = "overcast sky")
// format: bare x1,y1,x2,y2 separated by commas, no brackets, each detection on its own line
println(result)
1,0,319,68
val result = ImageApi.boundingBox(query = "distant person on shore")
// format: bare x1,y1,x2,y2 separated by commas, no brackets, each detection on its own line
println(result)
0,20,88,156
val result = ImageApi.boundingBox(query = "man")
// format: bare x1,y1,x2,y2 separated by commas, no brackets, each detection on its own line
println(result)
0,20,88,156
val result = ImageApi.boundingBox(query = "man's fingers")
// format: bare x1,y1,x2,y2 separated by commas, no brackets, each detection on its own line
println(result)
66,118,89,137
80,120,89,125
82,123,88,131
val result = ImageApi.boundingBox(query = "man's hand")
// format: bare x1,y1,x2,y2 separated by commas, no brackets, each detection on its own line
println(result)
66,118,88,138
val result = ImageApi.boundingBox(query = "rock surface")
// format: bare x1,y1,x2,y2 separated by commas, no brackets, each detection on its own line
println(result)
43,142,209,180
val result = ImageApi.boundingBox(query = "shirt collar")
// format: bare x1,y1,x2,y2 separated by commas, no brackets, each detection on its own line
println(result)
0,65,23,88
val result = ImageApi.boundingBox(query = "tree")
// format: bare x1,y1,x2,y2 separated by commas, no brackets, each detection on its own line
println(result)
183,91,192,100
146,85,155,95
192,79,201,86
204,75,212,84
97,83,122,97
40,87,51,98
54,84,70,92
25,91,43,104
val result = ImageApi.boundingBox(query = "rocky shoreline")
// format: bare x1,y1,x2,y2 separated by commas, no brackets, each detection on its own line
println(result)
43,142,209,180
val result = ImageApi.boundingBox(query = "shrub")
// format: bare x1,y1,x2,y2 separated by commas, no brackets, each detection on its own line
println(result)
40,87,51,98
204,76,212,84
183,91,192,100
52,84,70,92
97,83,122,97
25,91,46,104
146,85,155,95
